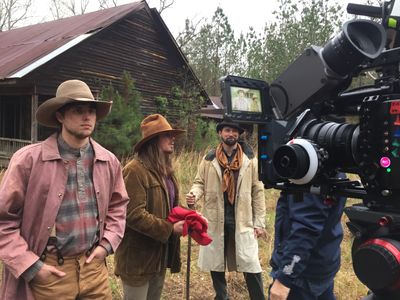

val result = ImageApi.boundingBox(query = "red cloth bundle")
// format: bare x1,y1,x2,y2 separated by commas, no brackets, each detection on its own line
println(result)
167,206,212,246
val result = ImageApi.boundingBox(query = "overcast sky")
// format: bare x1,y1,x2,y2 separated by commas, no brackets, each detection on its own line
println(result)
150,0,367,36
31,0,369,37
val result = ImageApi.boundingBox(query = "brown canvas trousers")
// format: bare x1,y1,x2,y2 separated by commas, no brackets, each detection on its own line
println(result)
30,253,112,300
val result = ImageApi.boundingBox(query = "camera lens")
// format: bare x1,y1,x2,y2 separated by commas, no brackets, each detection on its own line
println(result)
321,19,385,76
273,139,320,184
271,120,358,183
301,120,358,169
273,144,309,179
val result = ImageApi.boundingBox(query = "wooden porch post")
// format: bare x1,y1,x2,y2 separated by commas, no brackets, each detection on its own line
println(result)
31,94,38,143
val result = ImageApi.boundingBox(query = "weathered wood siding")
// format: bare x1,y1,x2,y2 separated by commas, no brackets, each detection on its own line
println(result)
22,2,200,116
0,1,206,161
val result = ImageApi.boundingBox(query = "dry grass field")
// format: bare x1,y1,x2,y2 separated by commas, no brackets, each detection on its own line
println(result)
0,152,369,299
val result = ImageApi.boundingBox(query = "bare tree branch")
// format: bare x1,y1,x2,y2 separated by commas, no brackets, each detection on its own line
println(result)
176,17,205,47
62,0,76,15
79,0,89,14
158,0,174,14
49,0,92,18
50,0,66,20
0,0,33,31
98,0,118,9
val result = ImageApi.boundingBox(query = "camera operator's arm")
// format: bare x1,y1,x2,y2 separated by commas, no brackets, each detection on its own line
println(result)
270,192,339,294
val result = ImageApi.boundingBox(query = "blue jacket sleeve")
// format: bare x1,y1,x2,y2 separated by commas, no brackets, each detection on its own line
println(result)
274,193,334,288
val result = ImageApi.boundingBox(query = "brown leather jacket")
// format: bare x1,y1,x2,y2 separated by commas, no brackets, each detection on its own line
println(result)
114,159,181,285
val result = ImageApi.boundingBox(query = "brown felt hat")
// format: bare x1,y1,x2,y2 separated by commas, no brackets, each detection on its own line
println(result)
36,79,112,128
134,114,185,152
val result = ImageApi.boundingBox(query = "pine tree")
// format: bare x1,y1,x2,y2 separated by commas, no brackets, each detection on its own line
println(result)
94,71,142,158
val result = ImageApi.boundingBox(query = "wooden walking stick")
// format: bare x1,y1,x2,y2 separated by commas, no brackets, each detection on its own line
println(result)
186,202,195,300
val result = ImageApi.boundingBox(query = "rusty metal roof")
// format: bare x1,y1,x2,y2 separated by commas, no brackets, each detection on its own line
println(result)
0,1,143,79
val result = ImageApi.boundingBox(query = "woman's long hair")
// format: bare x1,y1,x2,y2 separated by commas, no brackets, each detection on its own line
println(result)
137,136,174,177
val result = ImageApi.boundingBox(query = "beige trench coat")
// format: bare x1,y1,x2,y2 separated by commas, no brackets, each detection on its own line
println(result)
190,148,266,273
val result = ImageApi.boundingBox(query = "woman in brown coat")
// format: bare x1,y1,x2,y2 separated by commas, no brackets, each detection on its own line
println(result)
114,114,185,300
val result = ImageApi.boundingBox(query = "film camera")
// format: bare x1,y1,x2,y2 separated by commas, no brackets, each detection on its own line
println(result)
220,1,400,299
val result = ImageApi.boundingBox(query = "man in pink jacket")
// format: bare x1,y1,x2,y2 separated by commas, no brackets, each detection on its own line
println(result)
0,79,129,300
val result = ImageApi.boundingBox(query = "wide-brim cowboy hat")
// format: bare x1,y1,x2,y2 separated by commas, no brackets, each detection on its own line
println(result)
216,119,244,134
134,114,185,153
36,79,112,128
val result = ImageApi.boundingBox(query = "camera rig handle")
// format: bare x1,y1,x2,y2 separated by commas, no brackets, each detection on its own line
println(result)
347,3,384,18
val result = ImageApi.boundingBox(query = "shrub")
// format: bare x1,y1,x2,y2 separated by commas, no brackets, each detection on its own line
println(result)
94,72,142,158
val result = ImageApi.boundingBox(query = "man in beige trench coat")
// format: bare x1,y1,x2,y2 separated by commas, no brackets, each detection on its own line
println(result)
186,119,266,300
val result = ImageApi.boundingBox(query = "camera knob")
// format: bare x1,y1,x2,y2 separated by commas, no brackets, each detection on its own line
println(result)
378,216,392,227
353,238,400,291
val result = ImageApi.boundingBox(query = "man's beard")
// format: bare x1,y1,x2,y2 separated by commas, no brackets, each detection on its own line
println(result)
222,136,238,146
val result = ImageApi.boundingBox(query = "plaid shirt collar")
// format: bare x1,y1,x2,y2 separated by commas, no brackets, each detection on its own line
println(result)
57,134,92,159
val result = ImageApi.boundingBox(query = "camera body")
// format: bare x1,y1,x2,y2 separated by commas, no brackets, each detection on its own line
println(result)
259,93,400,210
220,1,400,297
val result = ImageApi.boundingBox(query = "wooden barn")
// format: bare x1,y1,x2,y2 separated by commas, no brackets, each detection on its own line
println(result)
0,0,207,166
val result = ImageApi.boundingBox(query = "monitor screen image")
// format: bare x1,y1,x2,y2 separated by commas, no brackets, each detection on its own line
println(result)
231,86,262,113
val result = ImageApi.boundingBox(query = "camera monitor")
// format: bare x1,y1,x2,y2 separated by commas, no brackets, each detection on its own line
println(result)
220,75,270,123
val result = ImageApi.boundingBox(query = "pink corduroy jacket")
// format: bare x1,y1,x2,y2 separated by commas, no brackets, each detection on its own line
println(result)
0,134,129,300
